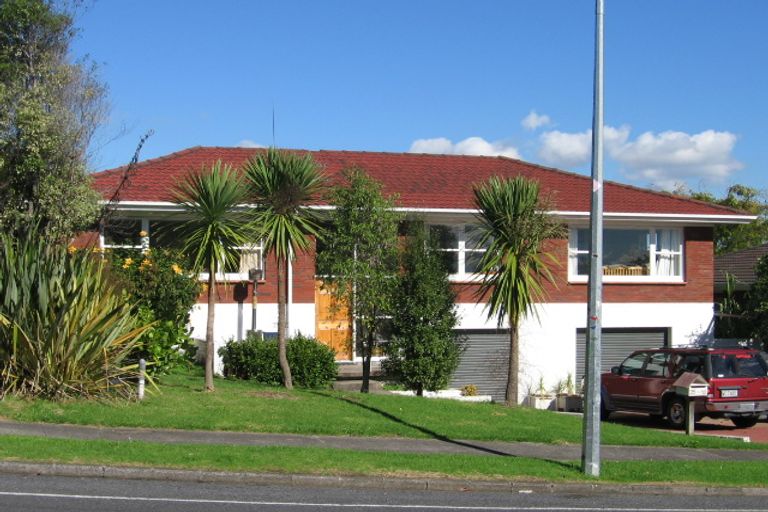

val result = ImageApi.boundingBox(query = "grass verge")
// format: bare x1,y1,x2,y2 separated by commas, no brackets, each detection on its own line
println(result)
0,368,764,451
0,435,766,487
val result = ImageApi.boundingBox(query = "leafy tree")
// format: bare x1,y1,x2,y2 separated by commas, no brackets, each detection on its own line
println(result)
745,256,768,351
243,148,327,390
171,161,249,392
688,185,768,254
0,0,107,239
473,176,565,405
383,222,462,396
317,167,400,393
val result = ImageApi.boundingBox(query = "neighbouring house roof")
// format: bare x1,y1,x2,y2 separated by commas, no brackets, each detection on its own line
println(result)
714,243,768,291
91,146,753,222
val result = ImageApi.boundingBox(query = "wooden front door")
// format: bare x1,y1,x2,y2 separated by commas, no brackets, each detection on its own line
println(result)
315,280,353,360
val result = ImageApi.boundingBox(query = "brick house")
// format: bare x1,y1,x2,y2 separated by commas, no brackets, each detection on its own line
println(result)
91,146,753,401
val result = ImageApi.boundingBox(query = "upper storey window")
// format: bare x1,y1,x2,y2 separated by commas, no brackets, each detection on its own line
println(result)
569,228,683,282
429,224,487,281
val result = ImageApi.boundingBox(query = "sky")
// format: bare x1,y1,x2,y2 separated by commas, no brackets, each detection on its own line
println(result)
72,0,768,197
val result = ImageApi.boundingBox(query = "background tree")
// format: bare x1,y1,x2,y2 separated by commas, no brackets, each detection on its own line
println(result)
0,0,107,239
744,256,768,351
243,148,327,390
383,222,462,396
686,185,768,254
473,176,565,405
317,167,400,393
171,161,249,392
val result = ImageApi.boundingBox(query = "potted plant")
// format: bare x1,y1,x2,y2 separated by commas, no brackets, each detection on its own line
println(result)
525,376,555,410
555,373,583,412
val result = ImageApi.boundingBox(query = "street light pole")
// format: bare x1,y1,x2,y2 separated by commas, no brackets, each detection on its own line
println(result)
582,0,605,478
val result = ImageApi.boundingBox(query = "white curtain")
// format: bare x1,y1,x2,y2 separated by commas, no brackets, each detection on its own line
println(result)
655,229,681,276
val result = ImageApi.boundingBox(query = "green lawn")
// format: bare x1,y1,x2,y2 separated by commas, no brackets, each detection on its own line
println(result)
0,434,767,488
0,367,762,451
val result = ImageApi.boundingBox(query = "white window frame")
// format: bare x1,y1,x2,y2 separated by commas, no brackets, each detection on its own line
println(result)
100,218,149,251
568,226,684,283
199,241,266,282
430,223,486,282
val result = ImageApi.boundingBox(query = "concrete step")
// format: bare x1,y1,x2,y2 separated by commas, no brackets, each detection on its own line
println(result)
332,379,388,394
335,361,383,379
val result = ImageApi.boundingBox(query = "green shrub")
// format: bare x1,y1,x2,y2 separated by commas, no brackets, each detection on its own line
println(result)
0,227,149,399
383,222,463,395
220,333,337,388
110,247,201,324
109,247,201,374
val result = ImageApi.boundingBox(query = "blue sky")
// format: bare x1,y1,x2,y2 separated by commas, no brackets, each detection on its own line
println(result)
73,1,767,197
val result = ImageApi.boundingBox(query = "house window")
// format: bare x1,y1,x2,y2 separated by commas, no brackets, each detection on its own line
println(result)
101,219,145,249
569,227,683,281
429,224,486,280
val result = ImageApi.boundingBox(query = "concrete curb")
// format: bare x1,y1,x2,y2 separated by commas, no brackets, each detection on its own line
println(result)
1,460,767,497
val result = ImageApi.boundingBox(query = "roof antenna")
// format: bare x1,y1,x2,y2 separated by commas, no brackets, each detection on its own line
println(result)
272,103,276,147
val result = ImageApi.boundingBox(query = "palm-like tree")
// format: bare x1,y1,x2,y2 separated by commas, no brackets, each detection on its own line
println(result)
172,161,249,392
473,176,564,405
243,148,326,389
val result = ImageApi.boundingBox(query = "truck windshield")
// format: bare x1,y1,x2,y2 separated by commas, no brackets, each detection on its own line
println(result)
710,353,768,378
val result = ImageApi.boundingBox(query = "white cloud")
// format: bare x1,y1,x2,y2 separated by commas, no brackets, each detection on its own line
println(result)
537,125,741,189
521,110,551,131
538,125,631,168
611,130,742,190
236,139,264,148
538,130,591,168
409,136,521,159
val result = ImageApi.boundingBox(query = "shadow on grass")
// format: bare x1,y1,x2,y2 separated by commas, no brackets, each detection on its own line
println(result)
312,391,576,469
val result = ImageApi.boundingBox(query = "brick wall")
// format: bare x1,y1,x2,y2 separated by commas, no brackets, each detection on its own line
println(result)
201,227,714,306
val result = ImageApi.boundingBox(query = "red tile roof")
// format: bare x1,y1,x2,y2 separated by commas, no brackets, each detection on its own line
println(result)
91,146,749,217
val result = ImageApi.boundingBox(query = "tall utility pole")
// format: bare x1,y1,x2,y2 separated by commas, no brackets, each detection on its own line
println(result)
582,0,604,478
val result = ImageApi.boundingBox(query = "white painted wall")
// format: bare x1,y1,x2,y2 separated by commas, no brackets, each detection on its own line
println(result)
191,300,713,392
190,303,316,374
455,301,714,402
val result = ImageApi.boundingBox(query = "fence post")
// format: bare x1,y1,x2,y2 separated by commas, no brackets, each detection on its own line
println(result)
138,358,146,401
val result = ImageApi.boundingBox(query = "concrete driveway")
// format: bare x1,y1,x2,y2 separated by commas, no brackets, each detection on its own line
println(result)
607,412,768,444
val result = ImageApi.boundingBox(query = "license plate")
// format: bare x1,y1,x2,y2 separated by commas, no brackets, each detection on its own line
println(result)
721,389,739,398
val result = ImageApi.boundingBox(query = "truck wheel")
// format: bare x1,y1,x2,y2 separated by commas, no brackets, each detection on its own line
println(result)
600,401,610,421
666,396,687,429
731,416,759,429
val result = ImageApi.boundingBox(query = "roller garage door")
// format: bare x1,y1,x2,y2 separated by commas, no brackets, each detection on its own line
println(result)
576,328,669,381
450,329,509,402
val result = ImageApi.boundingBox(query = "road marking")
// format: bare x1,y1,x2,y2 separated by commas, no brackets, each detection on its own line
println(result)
0,491,767,511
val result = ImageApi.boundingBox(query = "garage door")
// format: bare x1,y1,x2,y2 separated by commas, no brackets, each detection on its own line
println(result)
576,328,669,381
450,329,509,402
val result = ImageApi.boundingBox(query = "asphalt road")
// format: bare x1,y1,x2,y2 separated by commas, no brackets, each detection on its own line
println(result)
1,473,767,512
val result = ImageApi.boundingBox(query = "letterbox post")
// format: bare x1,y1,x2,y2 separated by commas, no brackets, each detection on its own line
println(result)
685,398,695,436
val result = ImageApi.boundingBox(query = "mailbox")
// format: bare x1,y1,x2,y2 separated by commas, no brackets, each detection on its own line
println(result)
672,372,709,398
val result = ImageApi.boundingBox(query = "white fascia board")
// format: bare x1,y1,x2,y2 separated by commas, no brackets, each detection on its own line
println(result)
103,202,755,225
553,210,756,225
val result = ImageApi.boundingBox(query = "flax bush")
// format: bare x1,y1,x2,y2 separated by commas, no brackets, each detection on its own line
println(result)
0,228,149,399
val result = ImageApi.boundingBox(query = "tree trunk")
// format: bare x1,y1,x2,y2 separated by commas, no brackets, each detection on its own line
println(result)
277,256,293,389
205,270,216,392
505,319,519,406
360,331,372,393
416,383,424,397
